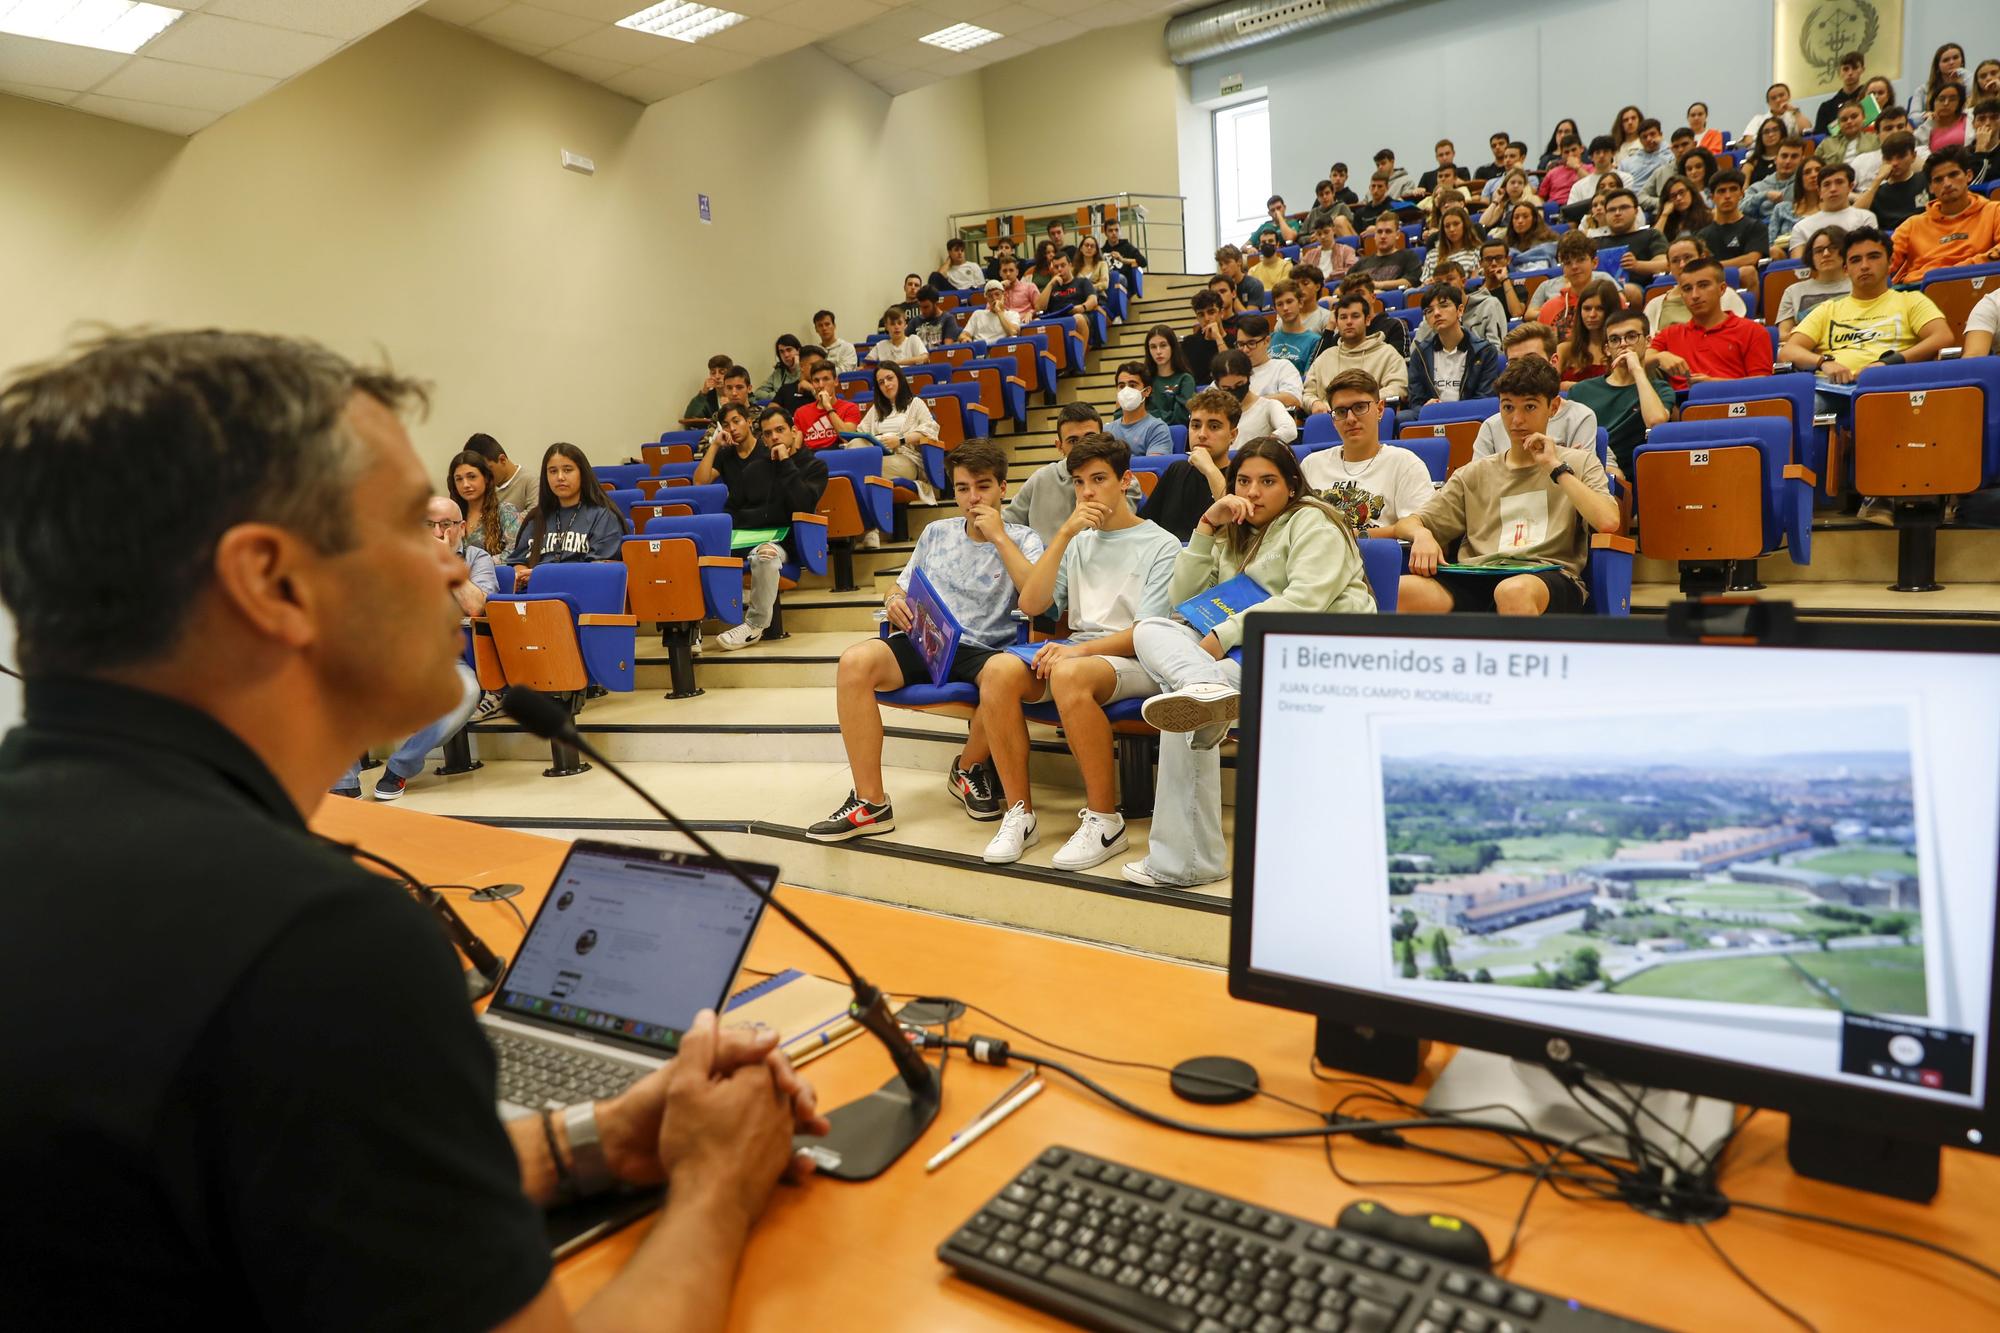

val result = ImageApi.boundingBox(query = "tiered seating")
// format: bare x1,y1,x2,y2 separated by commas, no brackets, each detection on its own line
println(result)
478,563,636,775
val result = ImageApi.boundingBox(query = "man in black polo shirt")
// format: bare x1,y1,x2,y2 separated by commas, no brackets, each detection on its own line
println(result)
1036,249,1099,348
0,330,826,1332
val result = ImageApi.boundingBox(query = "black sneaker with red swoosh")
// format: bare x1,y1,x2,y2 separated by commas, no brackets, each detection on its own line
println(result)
807,790,896,842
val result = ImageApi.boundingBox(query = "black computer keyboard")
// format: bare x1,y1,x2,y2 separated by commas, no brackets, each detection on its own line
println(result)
488,1028,649,1109
939,1147,1664,1333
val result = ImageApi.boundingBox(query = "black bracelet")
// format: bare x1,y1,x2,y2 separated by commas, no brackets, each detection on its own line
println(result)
541,1108,575,1202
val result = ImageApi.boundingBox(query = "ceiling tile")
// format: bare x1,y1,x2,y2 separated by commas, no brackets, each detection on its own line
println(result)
0,36,128,92
480,29,556,54
73,93,223,135
917,0,1008,19
977,3,1045,34
471,3,601,48
967,33,1028,60
698,17,816,58
767,0,888,36
603,62,699,101
539,46,631,80
547,22,675,63
638,40,752,76
0,79,80,106
202,0,423,40
518,0,649,19
860,9,939,41
1075,1,1146,28
813,34,873,62
140,14,343,79
93,58,278,111
418,0,510,23
1018,0,1072,13
1013,15,1081,45
846,55,899,83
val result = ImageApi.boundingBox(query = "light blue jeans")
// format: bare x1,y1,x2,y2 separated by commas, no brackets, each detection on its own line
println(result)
337,665,481,791
1131,618,1239,887
746,542,785,632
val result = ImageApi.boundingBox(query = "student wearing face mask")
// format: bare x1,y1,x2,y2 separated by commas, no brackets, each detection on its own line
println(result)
1248,236,1293,290
1106,362,1176,456
1211,349,1297,449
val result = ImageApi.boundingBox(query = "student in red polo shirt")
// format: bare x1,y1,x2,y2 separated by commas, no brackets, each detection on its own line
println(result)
792,359,864,450
1645,257,1772,388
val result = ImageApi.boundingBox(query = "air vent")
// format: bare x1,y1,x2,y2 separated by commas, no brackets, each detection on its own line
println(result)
1235,0,1327,35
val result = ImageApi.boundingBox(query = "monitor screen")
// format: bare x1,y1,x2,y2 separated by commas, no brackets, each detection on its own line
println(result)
493,844,768,1052
1234,620,1998,1137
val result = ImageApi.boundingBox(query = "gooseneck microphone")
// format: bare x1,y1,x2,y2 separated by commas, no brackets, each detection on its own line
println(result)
500,685,941,1181
324,838,508,1003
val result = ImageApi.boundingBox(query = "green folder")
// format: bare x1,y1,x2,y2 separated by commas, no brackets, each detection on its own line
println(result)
1437,558,1560,575
728,525,789,550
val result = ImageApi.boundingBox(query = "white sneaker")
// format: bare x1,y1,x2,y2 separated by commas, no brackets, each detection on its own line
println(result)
982,802,1039,864
1142,681,1240,735
916,480,939,504
713,622,764,651
690,631,704,656
1121,860,1161,887
1052,809,1128,871
1857,498,1895,527
860,529,884,549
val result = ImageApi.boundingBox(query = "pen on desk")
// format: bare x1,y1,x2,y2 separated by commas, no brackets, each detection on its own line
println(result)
925,1079,1043,1173
953,1070,1035,1140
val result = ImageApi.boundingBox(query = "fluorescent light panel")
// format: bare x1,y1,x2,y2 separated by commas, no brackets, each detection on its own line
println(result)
0,0,185,54
615,2,744,43
919,23,1001,53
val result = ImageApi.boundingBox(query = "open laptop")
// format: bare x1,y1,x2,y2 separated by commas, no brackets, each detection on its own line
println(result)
483,839,774,1117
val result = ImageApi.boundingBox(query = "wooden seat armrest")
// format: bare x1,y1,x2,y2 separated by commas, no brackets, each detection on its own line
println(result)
1783,463,1818,487
863,476,896,490
793,512,829,527
1590,534,1638,554
577,614,639,627
1006,376,1028,388
697,555,745,569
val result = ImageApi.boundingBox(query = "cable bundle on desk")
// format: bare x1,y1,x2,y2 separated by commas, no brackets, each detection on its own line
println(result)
888,991,2000,1333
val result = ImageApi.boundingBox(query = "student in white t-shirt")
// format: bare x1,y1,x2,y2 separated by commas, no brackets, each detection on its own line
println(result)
1790,163,1877,259
1211,349,1297,448
960,280,1019,343
1964,288,2000,358
1468,322,1605,468
867,307,929,365
976,433,1183,869
1235,313,1304,410
1298,368,1435,529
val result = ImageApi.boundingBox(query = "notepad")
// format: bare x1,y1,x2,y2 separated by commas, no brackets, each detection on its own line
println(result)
723,969,861,1068
729,525,790,550
1437,558,1560,575
1176,572,1269,635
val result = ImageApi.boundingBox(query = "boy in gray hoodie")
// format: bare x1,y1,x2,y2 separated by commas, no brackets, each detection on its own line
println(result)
1303,292,1410,408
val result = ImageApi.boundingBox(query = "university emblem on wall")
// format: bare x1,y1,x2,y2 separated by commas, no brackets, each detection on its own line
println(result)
1774,0,1902,97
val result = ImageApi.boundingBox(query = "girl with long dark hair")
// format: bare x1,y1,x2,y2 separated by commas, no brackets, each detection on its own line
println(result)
1142,323,1198,424
448,450,519,556
505,442,629,589
1125,436,1374,888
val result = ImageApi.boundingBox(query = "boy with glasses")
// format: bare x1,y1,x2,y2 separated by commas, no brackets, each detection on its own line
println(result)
1299,370,1434,530
1566,309,1674,478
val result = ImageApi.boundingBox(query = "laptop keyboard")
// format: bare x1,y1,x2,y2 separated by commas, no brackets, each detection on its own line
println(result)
489,1028,650,1108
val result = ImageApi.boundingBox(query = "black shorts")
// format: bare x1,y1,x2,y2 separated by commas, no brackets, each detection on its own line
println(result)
885,632,1002,688
1432,568,1587,615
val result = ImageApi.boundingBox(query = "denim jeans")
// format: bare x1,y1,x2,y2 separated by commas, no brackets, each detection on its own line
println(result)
337,664,481,791
1131,618,1239,887
746,542,785,632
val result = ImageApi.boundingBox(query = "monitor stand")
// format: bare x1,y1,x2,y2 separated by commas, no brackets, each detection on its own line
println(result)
1423,1050,1737,1217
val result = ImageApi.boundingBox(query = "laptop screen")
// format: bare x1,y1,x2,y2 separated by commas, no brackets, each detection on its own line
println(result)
491,843,770,1053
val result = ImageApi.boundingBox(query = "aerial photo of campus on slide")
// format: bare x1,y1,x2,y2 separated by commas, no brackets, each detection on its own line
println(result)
1375,704,1928,1019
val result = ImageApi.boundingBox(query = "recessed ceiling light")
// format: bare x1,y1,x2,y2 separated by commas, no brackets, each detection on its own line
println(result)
0,0,185,54
614,2,745,43
919,23,1002,53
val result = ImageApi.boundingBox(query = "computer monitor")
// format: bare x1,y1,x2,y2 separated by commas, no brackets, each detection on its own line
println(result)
1228,611,2000,1201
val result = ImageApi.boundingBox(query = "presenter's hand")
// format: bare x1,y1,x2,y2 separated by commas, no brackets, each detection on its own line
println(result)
662,1011,823,1219
598,1014,827,1188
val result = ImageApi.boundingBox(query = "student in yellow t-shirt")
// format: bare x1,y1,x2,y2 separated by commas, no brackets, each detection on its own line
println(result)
1779,226,1953,383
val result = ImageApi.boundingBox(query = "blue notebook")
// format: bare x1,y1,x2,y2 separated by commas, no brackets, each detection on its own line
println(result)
1176,572,1269,635
902,566,963,687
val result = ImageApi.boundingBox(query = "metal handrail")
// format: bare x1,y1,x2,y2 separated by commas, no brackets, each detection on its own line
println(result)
946,192,1190,273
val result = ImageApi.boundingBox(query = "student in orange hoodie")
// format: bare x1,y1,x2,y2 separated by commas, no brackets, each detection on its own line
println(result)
1890,148,2000,281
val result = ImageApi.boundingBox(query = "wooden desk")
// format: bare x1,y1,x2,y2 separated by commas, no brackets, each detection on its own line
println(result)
312,800,2000,1331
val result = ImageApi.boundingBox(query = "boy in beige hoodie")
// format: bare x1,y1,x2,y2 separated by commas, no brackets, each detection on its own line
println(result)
1303,292,1409,407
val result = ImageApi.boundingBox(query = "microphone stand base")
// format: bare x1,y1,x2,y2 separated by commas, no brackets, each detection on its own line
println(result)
795,1072,941,1182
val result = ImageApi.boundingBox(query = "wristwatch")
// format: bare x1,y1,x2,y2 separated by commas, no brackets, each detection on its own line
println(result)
562,1101,615,1198
1548,463,1575,485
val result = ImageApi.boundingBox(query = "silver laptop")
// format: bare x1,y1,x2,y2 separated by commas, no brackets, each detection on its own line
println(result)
483,839,774,1116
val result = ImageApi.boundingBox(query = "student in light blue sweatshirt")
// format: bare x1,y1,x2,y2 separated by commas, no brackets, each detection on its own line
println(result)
1104,362,1176,456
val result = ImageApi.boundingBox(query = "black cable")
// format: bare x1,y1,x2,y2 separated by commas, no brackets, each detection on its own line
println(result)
1695,1221,1820,1331
428,883,529,934
0,661,19,680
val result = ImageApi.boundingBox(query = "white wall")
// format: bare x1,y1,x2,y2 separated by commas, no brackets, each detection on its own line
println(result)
1185,0,1997,240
